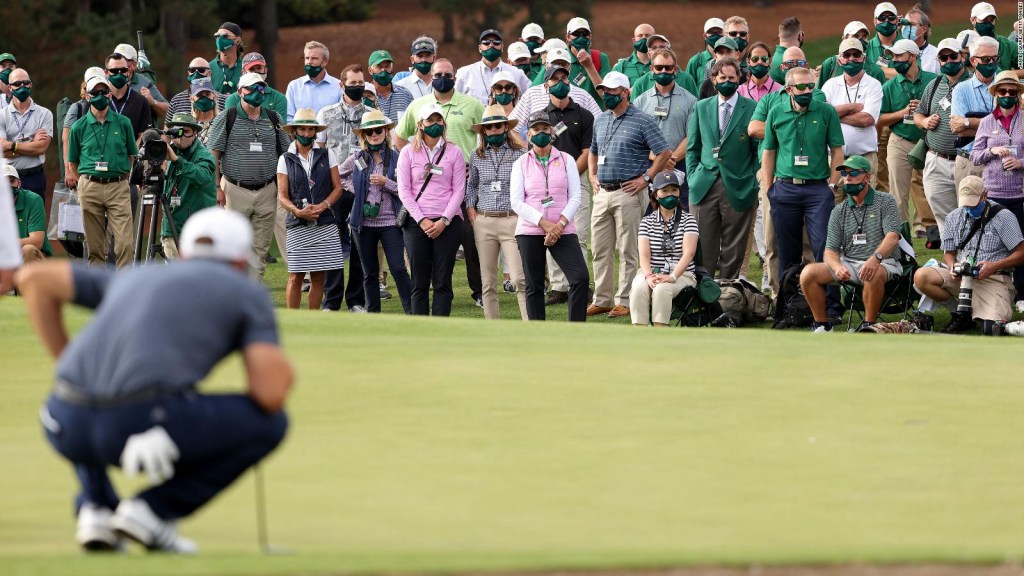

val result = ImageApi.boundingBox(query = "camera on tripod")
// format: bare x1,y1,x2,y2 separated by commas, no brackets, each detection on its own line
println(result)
130,129,168,188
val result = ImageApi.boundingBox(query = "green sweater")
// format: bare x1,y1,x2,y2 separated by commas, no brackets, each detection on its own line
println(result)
160,140,217,239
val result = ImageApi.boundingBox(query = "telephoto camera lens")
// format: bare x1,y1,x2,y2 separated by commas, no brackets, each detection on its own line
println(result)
957,275,974,315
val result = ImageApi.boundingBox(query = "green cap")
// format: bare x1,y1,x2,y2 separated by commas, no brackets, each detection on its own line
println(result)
167,112,201,132
836,155,872,173
368,50,394,69
0,53,15,65
713,37,739,52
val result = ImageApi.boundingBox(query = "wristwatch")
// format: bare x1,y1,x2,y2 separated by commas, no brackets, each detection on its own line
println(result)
642,173,652,184
440,216,450,226
873,252,884,262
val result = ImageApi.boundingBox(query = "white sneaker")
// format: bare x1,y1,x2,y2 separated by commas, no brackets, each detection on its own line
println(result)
76,503,121,551
349,305,368,313
1016,300,1024,314
811,325,833,333
112,498,198,554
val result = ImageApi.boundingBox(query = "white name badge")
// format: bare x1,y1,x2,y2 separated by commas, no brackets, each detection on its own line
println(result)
429,164,444,176
902,114,915,125
712,146,721,159
876,57,890,67
939,97,951,111
541,195,555,207
355,157,368,170
653,106,669,117
490,181,502,192
95,161,109,172
574,72,587,86
794,155,809,167
852,233,867,245
1007,146,1019,156
597,155,607,165
554,122,568,135
169,196,182,208
250,141,263,152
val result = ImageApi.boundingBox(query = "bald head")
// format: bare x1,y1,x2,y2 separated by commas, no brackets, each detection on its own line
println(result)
189,57,211,68
634,24,655,38
9,68,29,84
782,47,806,62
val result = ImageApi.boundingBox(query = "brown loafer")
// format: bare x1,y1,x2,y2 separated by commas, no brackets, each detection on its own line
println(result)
607,305,630,318
586,304,613,316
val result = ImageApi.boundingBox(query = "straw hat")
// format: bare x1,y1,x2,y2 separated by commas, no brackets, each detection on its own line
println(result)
471,104,519,134
988,70,1023,96
283,108,327,135
354,109,396,135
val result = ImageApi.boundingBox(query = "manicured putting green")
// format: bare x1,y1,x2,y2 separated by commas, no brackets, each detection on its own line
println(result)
1,302,1022,576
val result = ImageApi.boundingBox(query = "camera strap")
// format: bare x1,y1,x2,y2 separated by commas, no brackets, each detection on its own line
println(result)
956,203,1004,255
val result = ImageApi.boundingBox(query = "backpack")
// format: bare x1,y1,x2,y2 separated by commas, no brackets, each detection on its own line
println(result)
717,278,772,324
771,263,814,329
55,97,89,181
223,106,286,157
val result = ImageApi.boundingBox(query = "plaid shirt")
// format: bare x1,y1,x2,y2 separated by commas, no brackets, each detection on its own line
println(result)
467,142,525,212
942,201,1024,265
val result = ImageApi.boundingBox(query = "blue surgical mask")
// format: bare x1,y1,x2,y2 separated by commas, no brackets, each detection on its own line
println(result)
966,203,986,218
901,25,917,42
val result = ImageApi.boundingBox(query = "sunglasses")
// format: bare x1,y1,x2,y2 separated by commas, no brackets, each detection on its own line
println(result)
432,72,455,79
938,54,961,62
651,64,675,72
571,30,591,38
244,84,266,93
106,67,130,75
749,55,770,63
974,55,998,64
364,127,386,136
996,89,1019,97
493,83,516,92
783,59,808,67
877,14,898,22
8,80,31,88
789,83,814,90
727,31,749,38
188,67,210,74
89,88,111,97
841,51,864,59
839,169,866,177
480,40,503,46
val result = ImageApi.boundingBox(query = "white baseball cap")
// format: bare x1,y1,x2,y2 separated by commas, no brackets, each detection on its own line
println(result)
418,102,445,122
86,76,109,92
535,38,568,54
937,38,962,54
522,23,544,40
887,39,921,56
113,43,137,61
363,82,376,96
238,72,265,88
647,33,671,48
566,17,590,34
545,47,572,65
704,18,725,33
874,2,898,18
596,71,630,90
3,163,19,180
838,38,864,55
971,2,997,20
83,66,104,82
179,208,256,265
957,29,980,51
507,42,531,61
844,21,869,37
490,71,516,88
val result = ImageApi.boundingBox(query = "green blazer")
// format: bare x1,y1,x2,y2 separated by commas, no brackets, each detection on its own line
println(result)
685,95,759,212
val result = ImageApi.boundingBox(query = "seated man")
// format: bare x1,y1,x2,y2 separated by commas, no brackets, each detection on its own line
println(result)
799,155,902,332
913,175,1024,334
5,163,51,263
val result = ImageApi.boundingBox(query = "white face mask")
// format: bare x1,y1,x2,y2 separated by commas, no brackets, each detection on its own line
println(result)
256,73,268,82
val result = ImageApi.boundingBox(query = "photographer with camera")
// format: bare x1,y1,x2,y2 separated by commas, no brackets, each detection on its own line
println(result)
913,176,1024,334
157,114,216,259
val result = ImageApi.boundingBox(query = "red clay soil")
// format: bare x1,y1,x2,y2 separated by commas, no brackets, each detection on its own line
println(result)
267,0,1024,83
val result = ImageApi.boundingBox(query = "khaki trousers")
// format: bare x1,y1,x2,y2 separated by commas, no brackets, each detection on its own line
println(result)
628,270,696,325
273,204,289,267
887,134,932,230
875,127,890,192
954,154,984,191
548,175,592,292
922,152,957,234
473,213,527,320
78,177,133,268
591,186,644,307
691,177,756,280
222,177,278,278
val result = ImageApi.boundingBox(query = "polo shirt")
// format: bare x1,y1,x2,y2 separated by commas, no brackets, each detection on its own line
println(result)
684,49,714,87
632,83,697,150
769,45,787,84
13,187,51,256
942,202,1024,263
612,51,650,86
917,73,968,156
107,89,153,137
0,100,54,169
996,35,1019,73
881,70,938,142
543,99,594,160
67,110,137,177
589,104,671,183
951,73,997,153
209,55,243,94
374,85,414,127
825,188,901,261
63,99,89,130
285,73,343,121
752,88,827,159
207,104,291,183
454,60,531,105
816,56,887,89
397,91,484,163
821,73,883,156
510,85,601,131
762,97,845,180
165,88,228,124
224,85,288,117
629,71,699,99
866,35,897,69
130,73,167,103
396,73,432,99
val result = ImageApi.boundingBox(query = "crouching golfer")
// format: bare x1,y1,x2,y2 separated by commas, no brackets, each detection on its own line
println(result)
16,208,293,553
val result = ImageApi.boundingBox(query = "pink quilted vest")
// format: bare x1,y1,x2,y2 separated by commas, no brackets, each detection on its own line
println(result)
516,147,576,236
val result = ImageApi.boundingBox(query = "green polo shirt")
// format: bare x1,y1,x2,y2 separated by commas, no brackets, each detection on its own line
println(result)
752,88,827,162
684,49,714,87
770,45,787,84
763,97,845,180
629,70,699,99
67,109,138,177
866,35,898,68
530,50,612,109
397,91,484,163
880,70,938,142
816,56,888,89
224,85,288,117
612,51,650,87
14,187,52,256
825,187,902,261
210,54,244,95
996,35,1019,74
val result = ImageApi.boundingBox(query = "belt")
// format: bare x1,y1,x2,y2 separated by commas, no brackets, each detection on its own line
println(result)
599,181,624,191
929,150,957,161
51,379,190,409
82,174,128,184
775,177,828,185
17,164,44,177
225,176,275,191
477,210,516,218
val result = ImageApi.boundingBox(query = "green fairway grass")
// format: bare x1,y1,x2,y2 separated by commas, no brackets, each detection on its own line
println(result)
2,301,1024,575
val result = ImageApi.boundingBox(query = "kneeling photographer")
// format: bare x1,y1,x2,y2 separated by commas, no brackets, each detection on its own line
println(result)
913,176,1024,334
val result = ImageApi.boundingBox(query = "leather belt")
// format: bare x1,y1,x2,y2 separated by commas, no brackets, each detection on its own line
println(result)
51,379,191,409
775,177,827,185
599,181,624,191
82,174,128,184
477,210,516,218
225,176,275,191
929,150,957,161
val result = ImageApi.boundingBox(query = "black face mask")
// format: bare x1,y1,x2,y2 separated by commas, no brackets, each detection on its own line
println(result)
344,85,364,102
432,76,456,93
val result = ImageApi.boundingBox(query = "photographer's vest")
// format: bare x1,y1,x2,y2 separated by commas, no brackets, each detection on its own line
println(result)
515,148,576,237
283,147,337,229
349,147,400,232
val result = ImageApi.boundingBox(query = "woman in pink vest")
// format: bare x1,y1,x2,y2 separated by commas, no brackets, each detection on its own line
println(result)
510,110,590,321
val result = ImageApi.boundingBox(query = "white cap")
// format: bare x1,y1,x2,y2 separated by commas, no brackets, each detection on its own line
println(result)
596,71,630,90
887,39,921,56
522,23,544,40
874,2,898,18
971,2,997,20
84,66,104,82
507,42,531,61
957,29,980,50
418,102,445,122
238,72,265,88
838,38,864,54
545,48,572,65
3,163,19,180
937,38,962,54
490,71,516,88
704,18,725,33
566,17,590,34
647,33,671,48
179,208,256,265
844,21,869,37
113,43,137,61
86,76,109,92
535,38,568,54
363,82,376,96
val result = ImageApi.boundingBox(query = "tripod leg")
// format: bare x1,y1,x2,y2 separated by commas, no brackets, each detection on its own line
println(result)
133,192,147,264
160,192,182,260
147,190,163,263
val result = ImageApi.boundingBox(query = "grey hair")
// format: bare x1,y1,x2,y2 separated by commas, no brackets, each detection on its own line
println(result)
304,41,329,61
970,35,1000,56
725,16,749,30
785,66,813,86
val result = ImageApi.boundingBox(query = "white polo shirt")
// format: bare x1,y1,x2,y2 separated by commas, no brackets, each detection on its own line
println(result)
821,72,883,156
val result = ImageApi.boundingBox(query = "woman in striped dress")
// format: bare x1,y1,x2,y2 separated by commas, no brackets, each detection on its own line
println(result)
276,108,345,309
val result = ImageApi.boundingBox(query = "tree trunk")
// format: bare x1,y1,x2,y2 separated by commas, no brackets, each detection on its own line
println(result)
76,0,91,25
162,8,187,69
255,0,279,87
443,10,455,43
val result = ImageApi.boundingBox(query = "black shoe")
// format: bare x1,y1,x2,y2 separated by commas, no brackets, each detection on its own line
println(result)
301,278,311,293
942,311,975,334
474,297,483,308
855,321,876,333
264,254,277,264
544,290,568,306
911,312,934,332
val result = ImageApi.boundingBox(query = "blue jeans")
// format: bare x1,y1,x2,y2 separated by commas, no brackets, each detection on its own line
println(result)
43,393,287,520
354,225,412,313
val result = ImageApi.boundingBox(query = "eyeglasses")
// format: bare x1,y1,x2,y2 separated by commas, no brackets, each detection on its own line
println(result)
749,55,770,63
188,67,210,74
839,169,866,177
727,31,749,38
432,72,455,79
974,55,998,64
570,30,590,38
364,127,386,136
996,89,1019,97
937,54,961,62
841,51,864,59
651,64,675,72
483,124,507,132
106,67,130,75
783,59,808,67
89,88,111,97
8,80,31,88
789,83,814,90
493,83,516,92
243,84,266,93
480,40,503,46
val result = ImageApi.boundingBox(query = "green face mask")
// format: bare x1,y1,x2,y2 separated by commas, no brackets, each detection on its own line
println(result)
423,123,444,138
530,132,552,148
193,96,215,112
296,134,315,146
89,94,109,110
602,93,623,110
876,21,897,37
715,81,738,97
371,70,393,86
484,133,507,146
549,81,570,99
657,195,680,209
525,40,542,55
188,72,204,83
482,47,502,62
998,95,1019,109
892,60,912,75
215,35,235,52
107,73,128,89
0,68,11,85
654,72,675,86
750,64,770,79
494,92,514,105
413,61,433,75
367,141,385,151
976,62,998,78
975,21,996,38
735,38,748,52
843,182,865,195
793,92,814,107
362,98,377,108
705,34,722,47
940,61,964,76
12,86,31,102
517,63,534,75
633,38,648,54
841,60,865,76
570,36,591,52
304,64,323,79
242,90,265,107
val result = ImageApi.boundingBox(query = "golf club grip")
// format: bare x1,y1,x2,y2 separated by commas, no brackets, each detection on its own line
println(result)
137,30,145,53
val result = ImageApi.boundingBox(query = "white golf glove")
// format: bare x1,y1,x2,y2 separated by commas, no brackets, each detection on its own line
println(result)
120,426,180,485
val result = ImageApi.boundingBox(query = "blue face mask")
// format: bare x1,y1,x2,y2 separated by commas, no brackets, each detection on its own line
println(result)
966,203,986,218
901,25,917,42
